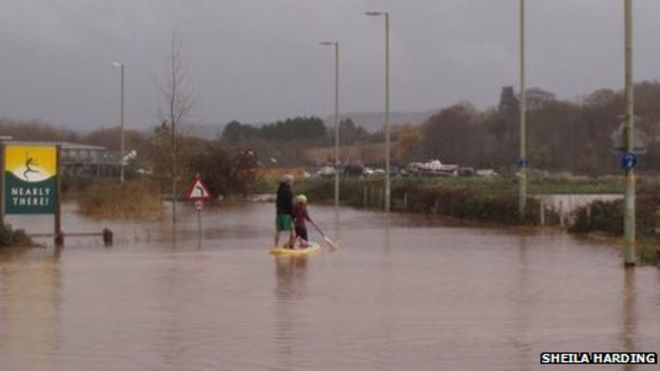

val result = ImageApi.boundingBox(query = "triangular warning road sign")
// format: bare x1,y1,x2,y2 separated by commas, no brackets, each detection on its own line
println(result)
188,178,211,200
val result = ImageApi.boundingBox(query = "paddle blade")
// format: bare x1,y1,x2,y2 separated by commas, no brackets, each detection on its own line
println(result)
324,236,339,251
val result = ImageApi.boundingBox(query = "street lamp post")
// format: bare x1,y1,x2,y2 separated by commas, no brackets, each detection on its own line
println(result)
518,0,527,215
623,0,636,266
320,41,340,211
366,11,391,212
111,62,125,184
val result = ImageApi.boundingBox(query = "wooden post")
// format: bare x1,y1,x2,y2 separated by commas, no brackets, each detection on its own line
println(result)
433,199,440,214
540,200,545,226
363,187,367,206
103,228,113,246
378,188,383,209
197,208,202,242
0,143,5,226
559,200,565,228
54,145,63,246
403,193,408,210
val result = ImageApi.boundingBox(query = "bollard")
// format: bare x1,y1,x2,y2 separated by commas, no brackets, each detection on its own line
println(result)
540,200,545,226
103,228,114,246
433,199,440,214
363,187,367,206
403,193,408,210
55,232,64,247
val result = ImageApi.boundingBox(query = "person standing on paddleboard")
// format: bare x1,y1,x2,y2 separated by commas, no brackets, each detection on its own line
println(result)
293,194,312,248
274,174,295,249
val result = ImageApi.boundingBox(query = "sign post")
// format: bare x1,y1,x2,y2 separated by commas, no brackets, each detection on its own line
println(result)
621,152,638,172
0,144,5,226
187,174,211,243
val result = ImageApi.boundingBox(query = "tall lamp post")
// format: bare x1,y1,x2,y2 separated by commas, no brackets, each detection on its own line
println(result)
320,41,340,211
518,0,527,215
111,62,125,184
623,0,636,266
365,10,391,212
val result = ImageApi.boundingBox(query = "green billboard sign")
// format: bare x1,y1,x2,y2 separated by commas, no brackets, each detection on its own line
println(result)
3,145,58,214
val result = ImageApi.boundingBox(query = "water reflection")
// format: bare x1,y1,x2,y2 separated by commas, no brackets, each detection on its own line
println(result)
333,206,340,244
383,213,391,253
622,268,636,371
273,256,309,369
274,256,308,298
513,235,532,371
0,248,60,371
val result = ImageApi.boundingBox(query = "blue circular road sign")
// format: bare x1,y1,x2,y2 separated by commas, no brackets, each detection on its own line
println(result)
621,152,638,171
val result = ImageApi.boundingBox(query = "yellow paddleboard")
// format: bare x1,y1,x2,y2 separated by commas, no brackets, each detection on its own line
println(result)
270,242,321,256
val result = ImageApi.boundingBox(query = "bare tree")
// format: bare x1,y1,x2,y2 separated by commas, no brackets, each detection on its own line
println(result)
160,32,195,225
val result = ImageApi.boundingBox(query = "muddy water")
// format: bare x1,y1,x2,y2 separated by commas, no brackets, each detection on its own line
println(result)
0,202,658,371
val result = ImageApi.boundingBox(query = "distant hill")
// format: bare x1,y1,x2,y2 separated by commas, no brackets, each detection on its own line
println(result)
325,111,437,133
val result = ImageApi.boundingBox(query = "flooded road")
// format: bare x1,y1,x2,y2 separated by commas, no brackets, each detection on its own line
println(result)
0,202,659,370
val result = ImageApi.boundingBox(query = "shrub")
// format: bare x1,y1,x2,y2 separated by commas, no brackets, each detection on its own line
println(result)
569,193,660,237
0,223,33,247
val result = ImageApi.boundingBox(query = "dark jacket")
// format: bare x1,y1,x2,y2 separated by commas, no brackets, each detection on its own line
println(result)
276,182,293,215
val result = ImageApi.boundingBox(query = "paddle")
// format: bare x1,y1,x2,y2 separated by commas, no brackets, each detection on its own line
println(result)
308,219,339,251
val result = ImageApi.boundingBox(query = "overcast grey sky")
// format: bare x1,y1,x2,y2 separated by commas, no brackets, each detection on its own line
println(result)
0,0,659,130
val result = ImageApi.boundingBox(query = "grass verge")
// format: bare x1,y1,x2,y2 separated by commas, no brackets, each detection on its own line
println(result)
78,179,163,219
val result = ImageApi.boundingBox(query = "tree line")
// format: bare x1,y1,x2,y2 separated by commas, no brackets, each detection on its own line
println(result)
222,117,326,142
4,80,660,190
405,82,660,175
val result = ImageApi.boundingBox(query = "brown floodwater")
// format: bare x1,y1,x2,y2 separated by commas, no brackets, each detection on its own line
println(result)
0,202,658,371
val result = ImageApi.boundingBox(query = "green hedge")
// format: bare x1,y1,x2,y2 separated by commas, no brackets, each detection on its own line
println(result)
568,195,659,265
296,178,542,225
569,194,659,237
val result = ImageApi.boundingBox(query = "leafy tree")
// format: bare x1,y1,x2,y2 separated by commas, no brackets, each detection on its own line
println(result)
188,144,259,197
421,104,475,164
333,118,369,145
396,122,421,163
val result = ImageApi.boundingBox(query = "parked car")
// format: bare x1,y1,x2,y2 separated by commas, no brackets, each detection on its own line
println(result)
313,166,336,178
457,167,475,177
371,168,386,176
476,169,499,178
344,164,364,177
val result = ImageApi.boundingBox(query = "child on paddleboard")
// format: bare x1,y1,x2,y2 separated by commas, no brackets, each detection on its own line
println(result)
293,194,312,248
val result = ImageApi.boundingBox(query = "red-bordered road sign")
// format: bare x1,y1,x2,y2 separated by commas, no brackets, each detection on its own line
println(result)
187,175,211,200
